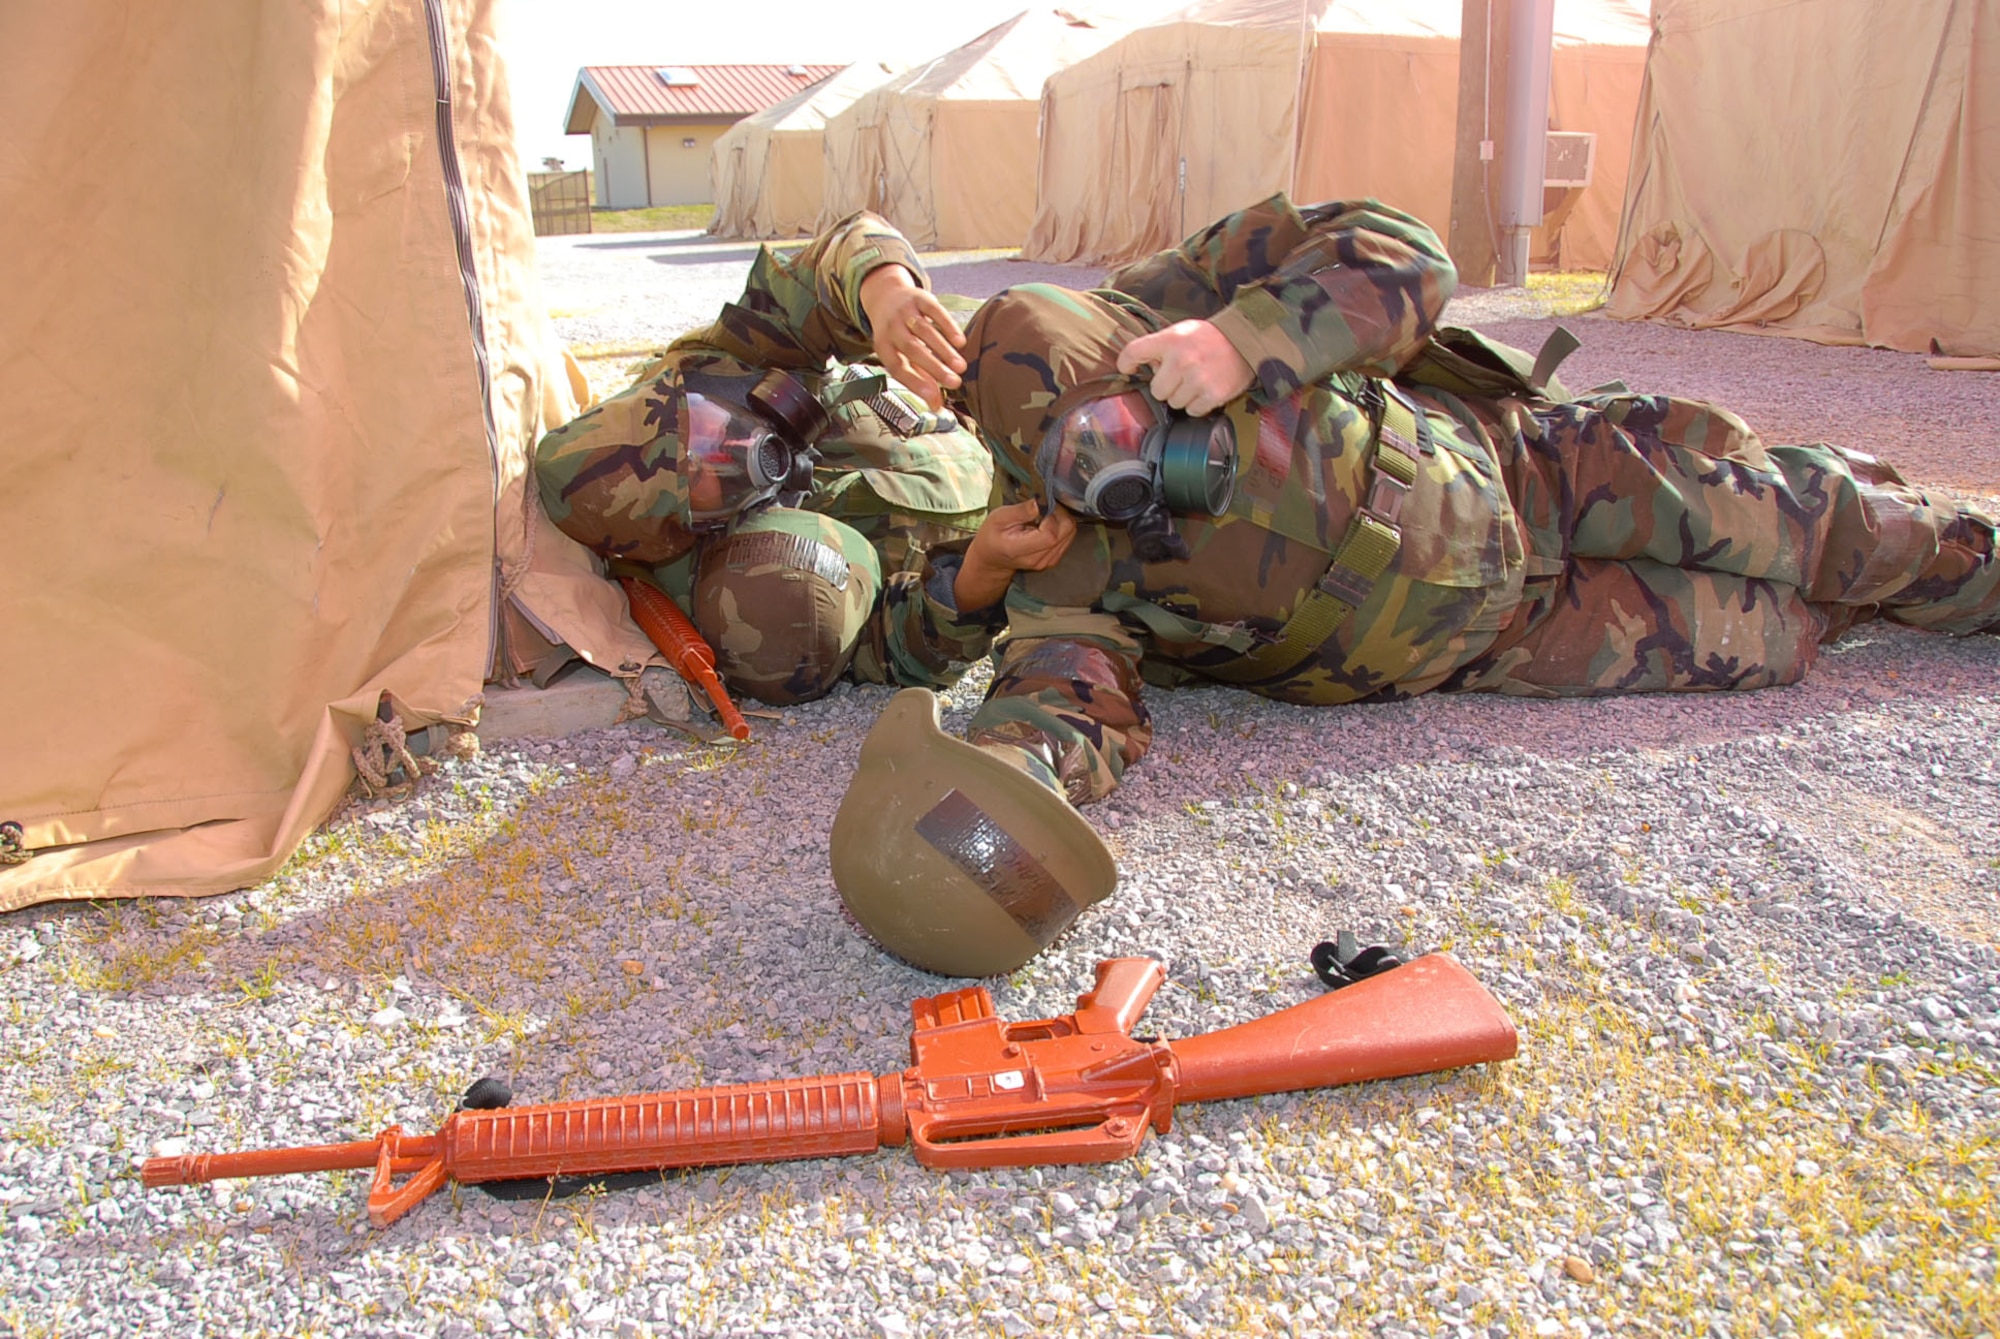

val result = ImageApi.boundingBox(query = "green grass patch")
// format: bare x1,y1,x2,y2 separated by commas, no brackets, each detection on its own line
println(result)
591,204,717,233
1527,269,1609,316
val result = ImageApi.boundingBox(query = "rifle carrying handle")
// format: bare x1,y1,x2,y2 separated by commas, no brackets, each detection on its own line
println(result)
1170,954,1518,1104
620,576,752,741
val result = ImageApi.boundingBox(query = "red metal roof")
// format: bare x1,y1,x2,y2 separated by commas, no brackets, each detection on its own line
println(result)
566,64,844,131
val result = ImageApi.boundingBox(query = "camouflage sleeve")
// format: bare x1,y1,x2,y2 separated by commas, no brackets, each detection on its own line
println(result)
533,352,696,563
848,551,1005,689
1104,194,1457,401
707,211,935,370
962,605,1152,805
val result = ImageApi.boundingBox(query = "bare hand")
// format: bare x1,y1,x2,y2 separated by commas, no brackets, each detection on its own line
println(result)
860,264,967,411
1115,319,1254,416
954,499,1078,612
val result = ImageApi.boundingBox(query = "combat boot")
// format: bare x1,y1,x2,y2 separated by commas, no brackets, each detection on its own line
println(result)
1883,505,2000,636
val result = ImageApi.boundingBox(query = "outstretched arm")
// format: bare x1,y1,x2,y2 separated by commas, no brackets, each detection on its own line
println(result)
1105,195,1456,402
847,498,1078,692
858,263,967,411
712,210,943,370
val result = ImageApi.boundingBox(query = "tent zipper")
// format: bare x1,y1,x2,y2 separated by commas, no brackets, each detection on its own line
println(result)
421,0,504,678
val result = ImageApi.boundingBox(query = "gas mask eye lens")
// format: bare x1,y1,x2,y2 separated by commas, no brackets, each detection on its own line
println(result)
682,390,798,527
1034,392,1157,519
1036,388,1237,525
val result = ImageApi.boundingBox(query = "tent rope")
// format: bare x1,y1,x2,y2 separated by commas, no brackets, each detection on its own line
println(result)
0,821,28,866
614,669,650,726
351,717,425,801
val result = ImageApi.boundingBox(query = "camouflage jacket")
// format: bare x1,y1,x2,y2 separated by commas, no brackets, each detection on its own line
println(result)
532,218,1001,689
807,196,1525,701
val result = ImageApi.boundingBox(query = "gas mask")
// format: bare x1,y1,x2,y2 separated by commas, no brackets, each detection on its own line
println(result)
1034,389,1237,562
680,370,829,529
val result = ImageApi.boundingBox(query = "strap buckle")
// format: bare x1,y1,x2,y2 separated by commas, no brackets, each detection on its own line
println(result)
1364,470,1409,525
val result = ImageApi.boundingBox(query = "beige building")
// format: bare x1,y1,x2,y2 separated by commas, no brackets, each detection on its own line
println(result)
565,63,841,208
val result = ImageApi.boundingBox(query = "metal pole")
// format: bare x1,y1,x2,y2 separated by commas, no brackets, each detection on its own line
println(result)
1496,0,1555,287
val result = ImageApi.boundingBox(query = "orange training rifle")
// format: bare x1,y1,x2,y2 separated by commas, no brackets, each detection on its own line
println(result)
142,954,1517,1227
620,574,751,742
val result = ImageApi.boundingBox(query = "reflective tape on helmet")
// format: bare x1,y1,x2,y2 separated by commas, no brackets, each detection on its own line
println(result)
914,788,1080,946
715,527,850,591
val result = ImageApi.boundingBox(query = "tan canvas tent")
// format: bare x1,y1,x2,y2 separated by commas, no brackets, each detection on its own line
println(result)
819,7,1157,250
710,62,906,240
1023,0,1650,268
1607,0,1999,357
0,0,653,912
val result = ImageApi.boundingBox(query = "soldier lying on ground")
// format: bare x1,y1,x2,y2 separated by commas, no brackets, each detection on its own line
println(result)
533,235,998,705
812,194,2000,976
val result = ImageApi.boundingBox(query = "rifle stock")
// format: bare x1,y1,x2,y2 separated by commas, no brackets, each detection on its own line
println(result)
1169,953,1518,1103
142,954,1515,1227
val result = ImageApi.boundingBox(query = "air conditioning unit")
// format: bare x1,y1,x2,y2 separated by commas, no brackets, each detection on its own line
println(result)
657,67,701,88
1544,132,1597,189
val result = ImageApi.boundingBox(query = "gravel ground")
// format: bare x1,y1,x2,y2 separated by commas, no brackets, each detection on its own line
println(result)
4,232,1998,1339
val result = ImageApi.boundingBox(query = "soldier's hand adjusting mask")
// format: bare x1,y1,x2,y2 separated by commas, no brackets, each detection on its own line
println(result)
681,371,829,528
1034,389,1236,563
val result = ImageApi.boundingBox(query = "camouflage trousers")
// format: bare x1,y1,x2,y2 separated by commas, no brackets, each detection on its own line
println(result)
956,290,2000,803
1441,393,2000,695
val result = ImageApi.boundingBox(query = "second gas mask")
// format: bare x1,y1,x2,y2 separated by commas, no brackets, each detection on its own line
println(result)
1034,389,1237,562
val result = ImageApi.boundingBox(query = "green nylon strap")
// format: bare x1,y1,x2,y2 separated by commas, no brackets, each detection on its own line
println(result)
1197,385,1425,684
1100,590,1260,653
824,371,888,407
1531,326,1581,394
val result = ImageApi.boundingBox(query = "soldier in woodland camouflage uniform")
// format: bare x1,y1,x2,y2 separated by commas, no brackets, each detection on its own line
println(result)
826,193,2000,807
533,223,1000,704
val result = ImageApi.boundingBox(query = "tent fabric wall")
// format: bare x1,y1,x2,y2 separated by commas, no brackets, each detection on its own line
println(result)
711,62,903,240
0,0,647,912
1539,26,1647,274
1292,22,1462,254
1607,0,1999,356
819,7,1142,250
1029,3,1304,264
1023,0,1651,269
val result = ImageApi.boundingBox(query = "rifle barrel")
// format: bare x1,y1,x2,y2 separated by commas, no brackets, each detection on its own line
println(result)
621,576,752,740
142,1136,398,1188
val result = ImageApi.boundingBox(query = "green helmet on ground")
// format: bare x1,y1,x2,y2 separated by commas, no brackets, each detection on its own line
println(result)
830,688,1119,977
692,508,882,706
